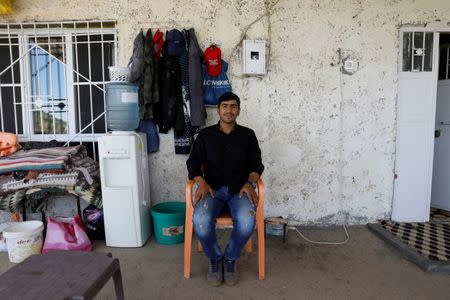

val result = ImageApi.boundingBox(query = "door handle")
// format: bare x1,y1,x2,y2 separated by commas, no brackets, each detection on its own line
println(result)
435,130,441,138
439,121,450,126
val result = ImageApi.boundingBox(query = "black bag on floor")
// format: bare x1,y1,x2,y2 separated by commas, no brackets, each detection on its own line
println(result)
82,204,105,240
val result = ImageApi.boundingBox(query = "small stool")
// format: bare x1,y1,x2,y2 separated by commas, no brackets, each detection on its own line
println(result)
0,251,124,300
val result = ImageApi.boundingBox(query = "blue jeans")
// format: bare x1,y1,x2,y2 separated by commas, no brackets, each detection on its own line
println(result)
193,186,256,261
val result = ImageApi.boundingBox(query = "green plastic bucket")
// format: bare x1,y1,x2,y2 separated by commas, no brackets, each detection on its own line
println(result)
151,202,186,245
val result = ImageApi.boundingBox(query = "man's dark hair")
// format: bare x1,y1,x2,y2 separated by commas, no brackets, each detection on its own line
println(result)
217,92,240,108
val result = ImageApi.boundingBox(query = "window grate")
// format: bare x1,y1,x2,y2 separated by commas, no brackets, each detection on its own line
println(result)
0,21,117,160
402,31,434,72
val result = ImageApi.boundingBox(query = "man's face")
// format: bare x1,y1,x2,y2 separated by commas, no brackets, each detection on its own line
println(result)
218,99,240,124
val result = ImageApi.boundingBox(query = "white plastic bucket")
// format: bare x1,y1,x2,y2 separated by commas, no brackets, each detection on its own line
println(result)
0,222,15,252
3,221,44,263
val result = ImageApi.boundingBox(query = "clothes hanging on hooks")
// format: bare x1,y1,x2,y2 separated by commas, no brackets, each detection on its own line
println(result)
187,28,205,127
153,29,164,60
139,28,159,120
128,30,145,83
154,31,184,134
173,29,199,154
135,26,206,154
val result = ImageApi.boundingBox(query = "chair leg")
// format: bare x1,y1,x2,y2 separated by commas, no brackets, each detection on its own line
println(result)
257,221,265,279
112,264,125,300
184,219,193,279
244,237,253,253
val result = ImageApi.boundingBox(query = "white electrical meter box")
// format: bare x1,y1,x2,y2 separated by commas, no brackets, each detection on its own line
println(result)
242,40,266,75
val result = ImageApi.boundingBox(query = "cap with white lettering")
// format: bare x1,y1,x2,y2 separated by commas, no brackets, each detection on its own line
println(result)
204,45,222,76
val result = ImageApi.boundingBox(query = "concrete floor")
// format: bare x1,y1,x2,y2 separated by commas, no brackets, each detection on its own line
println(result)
1,226,450,299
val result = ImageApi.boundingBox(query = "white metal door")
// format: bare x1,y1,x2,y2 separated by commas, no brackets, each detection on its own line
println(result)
431,79,450,210
392,30,439,222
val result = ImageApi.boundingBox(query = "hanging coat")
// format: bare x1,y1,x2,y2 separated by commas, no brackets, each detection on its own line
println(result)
174,29,199,155
128,30,145,83
139,28,159,119
187,28,206,127
154,40,184,134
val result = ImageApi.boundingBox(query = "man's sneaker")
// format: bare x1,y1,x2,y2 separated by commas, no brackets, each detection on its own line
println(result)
207,258,223,286
224,259,239,286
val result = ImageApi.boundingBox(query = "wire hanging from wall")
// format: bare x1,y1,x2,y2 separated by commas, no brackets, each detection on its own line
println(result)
228,0,282,78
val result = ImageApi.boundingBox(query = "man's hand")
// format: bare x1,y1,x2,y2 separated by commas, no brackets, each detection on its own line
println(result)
240,182,258,205
194,176,215,204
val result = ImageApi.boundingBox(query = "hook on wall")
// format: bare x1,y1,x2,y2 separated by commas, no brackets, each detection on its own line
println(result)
137,20,191,32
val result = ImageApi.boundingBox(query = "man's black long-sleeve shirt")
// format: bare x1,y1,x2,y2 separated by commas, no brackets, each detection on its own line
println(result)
186,122,264,194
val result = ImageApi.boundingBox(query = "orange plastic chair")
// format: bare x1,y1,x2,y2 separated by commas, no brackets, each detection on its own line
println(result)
0,132,20,157
184,178,265,279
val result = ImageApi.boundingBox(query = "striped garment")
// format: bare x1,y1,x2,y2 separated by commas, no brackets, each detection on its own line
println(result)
0,146,85,174
2,172,79,192
0,190,26,212
0,180,102,213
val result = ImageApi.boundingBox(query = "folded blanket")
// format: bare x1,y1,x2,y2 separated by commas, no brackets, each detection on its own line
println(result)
0,146,83,174
0,145,102,213
2,172,79,192
0,145,99,185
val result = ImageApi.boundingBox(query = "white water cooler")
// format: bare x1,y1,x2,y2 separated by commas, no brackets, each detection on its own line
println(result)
98,132,151,247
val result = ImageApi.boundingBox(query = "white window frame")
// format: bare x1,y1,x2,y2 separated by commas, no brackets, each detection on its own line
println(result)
22,30,75,141
0,21,117,143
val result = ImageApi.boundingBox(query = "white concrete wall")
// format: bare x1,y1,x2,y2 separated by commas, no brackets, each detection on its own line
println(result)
3,0,450,224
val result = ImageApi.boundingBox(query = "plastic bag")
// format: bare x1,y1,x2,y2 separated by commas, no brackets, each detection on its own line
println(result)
83,204,105,240
42,215,92,253
203,60,232,105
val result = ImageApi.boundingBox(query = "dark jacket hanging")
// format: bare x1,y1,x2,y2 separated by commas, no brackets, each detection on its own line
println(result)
173,29,199,154
139,28,159,120
128,30,145,83
154,40,184,133
187,28,206,127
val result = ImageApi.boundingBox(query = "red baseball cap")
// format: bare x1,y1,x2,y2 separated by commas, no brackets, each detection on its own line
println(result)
204,45,222,76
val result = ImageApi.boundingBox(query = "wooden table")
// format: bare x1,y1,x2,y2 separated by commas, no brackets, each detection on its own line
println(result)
0,251,124,300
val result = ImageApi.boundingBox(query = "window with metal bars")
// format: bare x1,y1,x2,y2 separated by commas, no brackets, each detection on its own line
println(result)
402,31,434,72
0,21,117,142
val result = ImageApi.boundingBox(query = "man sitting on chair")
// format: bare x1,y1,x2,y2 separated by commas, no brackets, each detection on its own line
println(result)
186,92,264,286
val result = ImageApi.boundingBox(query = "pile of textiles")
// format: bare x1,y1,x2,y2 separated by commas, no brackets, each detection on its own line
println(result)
0,145,101,213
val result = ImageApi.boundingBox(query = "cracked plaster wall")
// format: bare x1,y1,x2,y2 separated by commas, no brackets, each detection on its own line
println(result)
2,0,450,225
